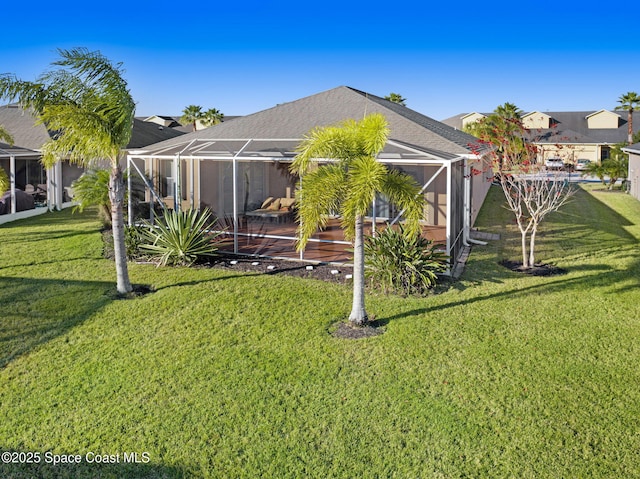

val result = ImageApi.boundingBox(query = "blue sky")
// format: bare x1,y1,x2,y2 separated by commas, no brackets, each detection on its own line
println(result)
2,0,639,121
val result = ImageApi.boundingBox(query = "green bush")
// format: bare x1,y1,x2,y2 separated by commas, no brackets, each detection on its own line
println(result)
364,224,449,296
138,208,223,266
124,225,144,260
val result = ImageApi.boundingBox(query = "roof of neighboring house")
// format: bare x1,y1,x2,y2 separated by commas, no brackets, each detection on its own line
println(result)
0,104,186,151
622,142,640,154
128,118,185,148
442,110,640,145
138,86,480,159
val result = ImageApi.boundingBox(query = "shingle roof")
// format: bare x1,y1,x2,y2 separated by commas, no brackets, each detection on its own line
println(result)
622,142,640,154
1,104,185,151
139,86,479,158
128,119,185,148
0,104,52,150
442,110,640,145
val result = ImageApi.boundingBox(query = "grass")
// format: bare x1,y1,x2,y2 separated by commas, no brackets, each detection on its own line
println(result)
0,183,639,478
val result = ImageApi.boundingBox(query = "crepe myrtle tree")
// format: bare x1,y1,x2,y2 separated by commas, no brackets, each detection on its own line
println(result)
469,109,575,269
0,48,136,294
291,113,424,326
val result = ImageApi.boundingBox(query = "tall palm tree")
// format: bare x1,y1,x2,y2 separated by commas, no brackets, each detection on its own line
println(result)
493,102,522,119
201,108,224,127
0,47,136,294
384,93,406,106
180,104,203,132
617,91,640,144
291,113,424,326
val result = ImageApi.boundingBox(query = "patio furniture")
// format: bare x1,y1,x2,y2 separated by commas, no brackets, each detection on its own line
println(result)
246,197,296,223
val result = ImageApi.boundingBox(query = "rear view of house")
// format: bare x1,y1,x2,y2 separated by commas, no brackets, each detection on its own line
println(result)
128,86,492,266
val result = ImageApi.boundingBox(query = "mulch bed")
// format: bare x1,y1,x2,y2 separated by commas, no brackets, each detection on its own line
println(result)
102,229,354,284
499,259,568,276
200,253,354,284
330,320,385,339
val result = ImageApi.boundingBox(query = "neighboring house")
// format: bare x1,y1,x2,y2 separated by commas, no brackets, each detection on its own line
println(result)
0,103,185,218
128,86,492,266
443,109,640,165
622,143,640,202
138,115,242,134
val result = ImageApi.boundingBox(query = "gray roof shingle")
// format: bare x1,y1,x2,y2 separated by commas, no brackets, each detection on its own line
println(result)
139,86,480,158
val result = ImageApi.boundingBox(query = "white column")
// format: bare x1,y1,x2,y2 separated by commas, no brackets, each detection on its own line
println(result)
9,155,16,214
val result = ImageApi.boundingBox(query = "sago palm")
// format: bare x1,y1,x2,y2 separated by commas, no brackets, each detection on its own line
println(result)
0,47,136,294
291,113,424,326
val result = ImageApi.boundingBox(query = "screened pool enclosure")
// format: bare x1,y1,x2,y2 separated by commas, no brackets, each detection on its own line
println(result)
127,136,485,269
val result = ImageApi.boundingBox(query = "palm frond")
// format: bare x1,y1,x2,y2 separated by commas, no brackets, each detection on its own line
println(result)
0,124,14,145
0,167,8,194
295,164,347,250
381,170,424,237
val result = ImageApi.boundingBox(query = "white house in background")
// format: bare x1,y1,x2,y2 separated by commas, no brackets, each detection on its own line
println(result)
443,109,640,165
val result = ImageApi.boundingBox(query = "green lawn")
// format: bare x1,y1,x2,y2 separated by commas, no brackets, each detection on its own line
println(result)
1,184,639,478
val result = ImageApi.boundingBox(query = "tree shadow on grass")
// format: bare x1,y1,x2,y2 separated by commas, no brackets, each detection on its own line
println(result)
0,449,186,479
375,262,626,327
0,276,118,369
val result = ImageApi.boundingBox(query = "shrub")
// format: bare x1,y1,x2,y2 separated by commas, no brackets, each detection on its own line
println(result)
138,208,223,266
364,225,449,296
124,225,143,260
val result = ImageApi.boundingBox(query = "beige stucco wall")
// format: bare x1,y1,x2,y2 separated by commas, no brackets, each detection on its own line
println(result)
462,113,486,129
523,112,551,129
470,158,493,226
629,153,640,202
586,110,620,129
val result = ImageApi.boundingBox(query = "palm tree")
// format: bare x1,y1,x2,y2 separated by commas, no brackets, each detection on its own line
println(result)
384,93,406,106
291,113,424,326
617,92,640,144
0,47,136,294
180,105,203,132
493,102,522,119
201,108,224,127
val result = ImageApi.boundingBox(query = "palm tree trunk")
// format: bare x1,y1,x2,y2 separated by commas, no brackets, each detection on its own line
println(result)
109,165,133,294
628,110,633,145
349,214,368,326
